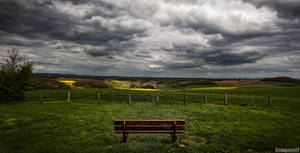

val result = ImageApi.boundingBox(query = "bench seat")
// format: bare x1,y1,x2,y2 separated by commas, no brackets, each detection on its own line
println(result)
114,120,185,143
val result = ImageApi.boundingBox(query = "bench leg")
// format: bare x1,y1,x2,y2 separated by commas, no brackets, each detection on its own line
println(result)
170,133,177,144
122,133,128,143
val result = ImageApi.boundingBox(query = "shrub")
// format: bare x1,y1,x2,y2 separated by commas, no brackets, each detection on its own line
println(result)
0,49,33,102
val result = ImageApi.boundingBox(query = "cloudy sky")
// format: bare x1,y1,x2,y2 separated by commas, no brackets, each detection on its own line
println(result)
0,0,299,78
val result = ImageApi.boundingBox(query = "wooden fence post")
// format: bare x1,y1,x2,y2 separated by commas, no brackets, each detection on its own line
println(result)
111,89,113,102
224,92,228,105
25,93,29,103
67,89,70,103
156,86,159,105
156,91,159,105
268,95,272,105
184,88,186,105
40,92,43,103
265,95,267,103
204,95,207,104
97,92,100,104
128,88,131,104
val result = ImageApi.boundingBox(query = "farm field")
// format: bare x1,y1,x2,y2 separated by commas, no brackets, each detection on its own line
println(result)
0,85,300,153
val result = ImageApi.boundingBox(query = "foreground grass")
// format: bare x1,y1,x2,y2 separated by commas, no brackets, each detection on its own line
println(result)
0,86,299,153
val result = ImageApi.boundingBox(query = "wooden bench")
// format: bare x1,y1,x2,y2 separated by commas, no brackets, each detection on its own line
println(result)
114,120,185,143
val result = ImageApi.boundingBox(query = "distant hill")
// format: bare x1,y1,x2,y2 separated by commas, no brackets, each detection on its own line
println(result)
261,77,300,84
35,73,255,81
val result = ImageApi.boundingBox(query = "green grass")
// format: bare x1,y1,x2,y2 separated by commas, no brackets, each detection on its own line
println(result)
0,86,299,153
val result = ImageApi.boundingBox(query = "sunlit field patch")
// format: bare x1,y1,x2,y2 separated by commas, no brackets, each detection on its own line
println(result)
192,87,238,90
6,118,16,122
114,86,157,91
58,80,77,86
112,80,128,84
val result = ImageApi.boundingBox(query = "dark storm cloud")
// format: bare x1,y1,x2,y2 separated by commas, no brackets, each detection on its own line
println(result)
0,0,144,46
0,0,299,77
164,62,203,69
243,0,300,20
34,61,59,66
135,53,152,58
70,63,114,72
0,31,47,47
202,51,264,66
84,39,136,58
84,48,111,57
150,49,265,70
0,0,73,39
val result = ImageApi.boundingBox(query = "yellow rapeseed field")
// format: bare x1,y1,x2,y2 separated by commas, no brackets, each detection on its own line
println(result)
112,80,130,84
58,80,77,86
114,86,157,91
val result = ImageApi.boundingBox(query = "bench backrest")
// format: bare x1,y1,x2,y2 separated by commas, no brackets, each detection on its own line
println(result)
114,120,185,133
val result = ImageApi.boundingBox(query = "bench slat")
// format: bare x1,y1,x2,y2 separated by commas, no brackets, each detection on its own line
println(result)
115,127,184,131
114,125,184,128
114,120,185,143
115,120,185,122
114,120,185,132
114,120,185,125
115,130,184,133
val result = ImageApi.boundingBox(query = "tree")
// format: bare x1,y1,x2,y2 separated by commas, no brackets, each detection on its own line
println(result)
0,48,33,102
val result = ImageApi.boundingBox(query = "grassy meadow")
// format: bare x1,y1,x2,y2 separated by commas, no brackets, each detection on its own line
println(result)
0,83,300,153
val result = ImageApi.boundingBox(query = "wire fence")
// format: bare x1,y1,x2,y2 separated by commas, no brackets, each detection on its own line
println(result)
25,88,274,107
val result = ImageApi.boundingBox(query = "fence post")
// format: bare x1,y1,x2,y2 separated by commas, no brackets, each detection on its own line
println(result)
156,85,159,105
224,92,228,105
184,87,186,105
40,92,43,103
156,92,159,105
25,93,29,103
204,95,207,104
97,91,100,104
128,88,131,104
111,89,113,102
268,95,272,105
67,89,70,103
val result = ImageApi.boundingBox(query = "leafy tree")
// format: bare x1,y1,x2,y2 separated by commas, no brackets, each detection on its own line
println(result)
0,48,33,102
